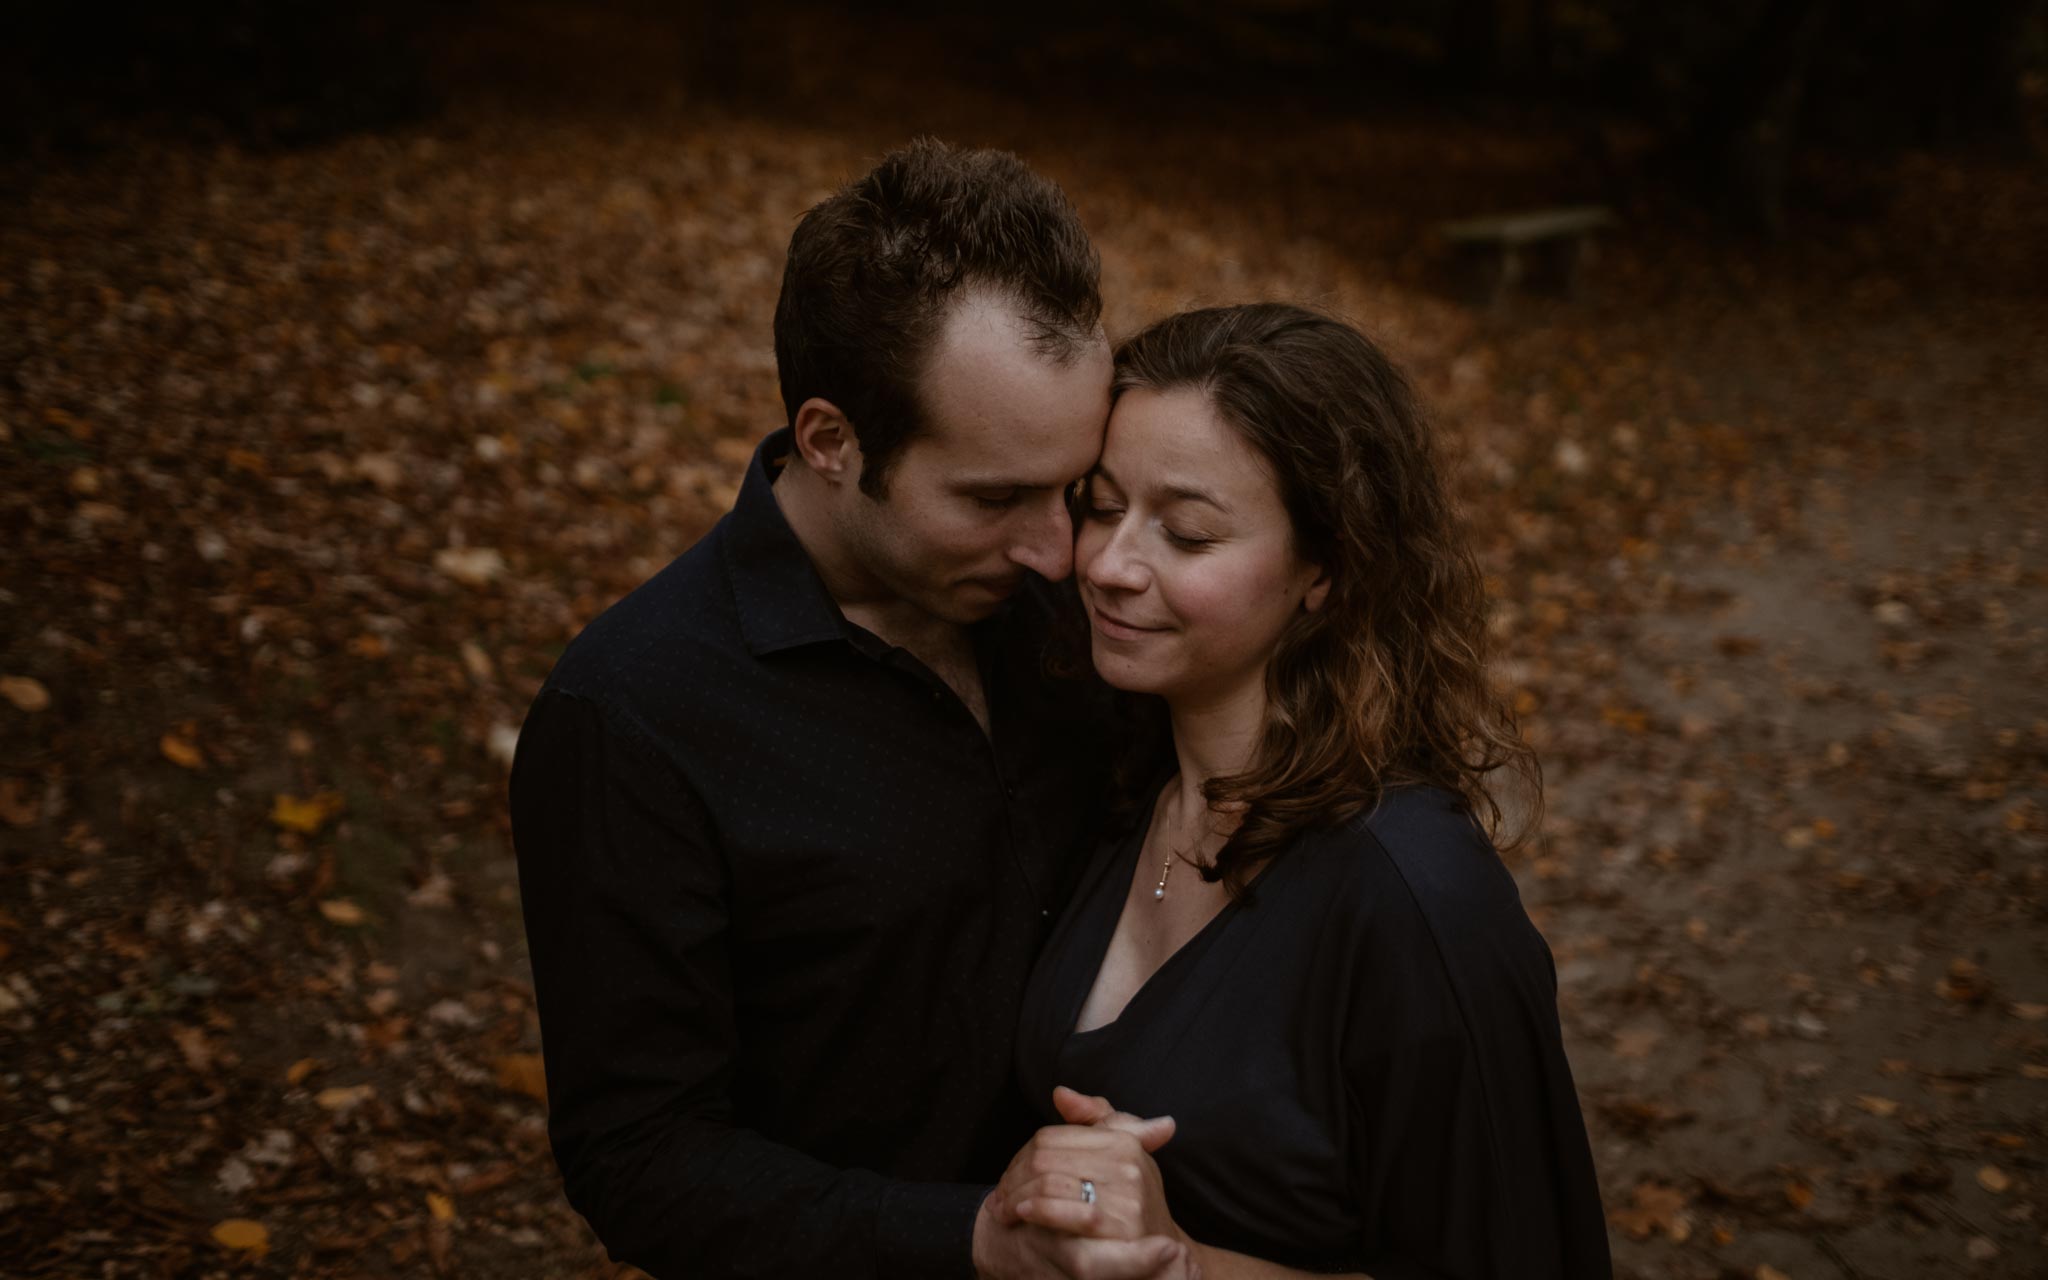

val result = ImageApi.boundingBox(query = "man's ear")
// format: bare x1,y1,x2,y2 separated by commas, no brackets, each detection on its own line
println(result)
1303,569,1332,614
791,397,861,485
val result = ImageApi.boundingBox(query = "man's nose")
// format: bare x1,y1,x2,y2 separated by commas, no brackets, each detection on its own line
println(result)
1007,494,1075,581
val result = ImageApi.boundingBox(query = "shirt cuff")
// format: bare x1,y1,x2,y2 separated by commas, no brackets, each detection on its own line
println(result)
875,1181,989,1279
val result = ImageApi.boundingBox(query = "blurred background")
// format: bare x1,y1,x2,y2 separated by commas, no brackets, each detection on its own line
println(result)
3,2,2045,1276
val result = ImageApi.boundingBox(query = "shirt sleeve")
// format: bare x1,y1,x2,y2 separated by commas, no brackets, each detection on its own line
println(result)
509,687,986,1280
1340,823,1612,1280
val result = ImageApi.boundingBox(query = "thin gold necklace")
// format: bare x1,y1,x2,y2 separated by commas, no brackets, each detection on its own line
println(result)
1151,779,1213,901
1154,836,1211,899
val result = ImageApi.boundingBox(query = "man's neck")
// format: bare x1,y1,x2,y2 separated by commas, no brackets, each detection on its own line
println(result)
770,457,966,656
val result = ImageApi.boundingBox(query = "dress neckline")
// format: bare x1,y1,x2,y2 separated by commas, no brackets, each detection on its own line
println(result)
1064,777,1278,1043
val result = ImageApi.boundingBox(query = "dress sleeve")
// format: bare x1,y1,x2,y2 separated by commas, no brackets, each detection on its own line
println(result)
1339,817,1612,1280
510,687,984,1280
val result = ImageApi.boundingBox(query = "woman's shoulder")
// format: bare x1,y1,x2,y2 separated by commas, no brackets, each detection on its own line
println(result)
1298,786,1556,1033
1324,785,1517,894
1292,784,1535,951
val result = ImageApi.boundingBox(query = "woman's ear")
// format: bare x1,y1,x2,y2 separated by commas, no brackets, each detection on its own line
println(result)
1303,570,1332,614
791,397,860,485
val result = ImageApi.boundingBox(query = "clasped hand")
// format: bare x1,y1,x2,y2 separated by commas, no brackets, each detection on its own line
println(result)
973,1086,1199,1280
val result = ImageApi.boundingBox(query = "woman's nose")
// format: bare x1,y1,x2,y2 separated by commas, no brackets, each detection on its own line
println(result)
1082,523,1148,594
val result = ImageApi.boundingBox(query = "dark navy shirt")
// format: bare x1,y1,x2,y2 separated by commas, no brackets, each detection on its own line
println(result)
511,428,1111,1279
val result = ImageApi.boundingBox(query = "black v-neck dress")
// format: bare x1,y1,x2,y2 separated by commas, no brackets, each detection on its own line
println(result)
1013,784,1611,1278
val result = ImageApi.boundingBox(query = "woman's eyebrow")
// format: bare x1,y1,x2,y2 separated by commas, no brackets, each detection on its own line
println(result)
1092,463,1228,512
1160,484,1229,512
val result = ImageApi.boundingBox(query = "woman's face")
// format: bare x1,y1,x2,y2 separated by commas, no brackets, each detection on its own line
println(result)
1077,386,1328,707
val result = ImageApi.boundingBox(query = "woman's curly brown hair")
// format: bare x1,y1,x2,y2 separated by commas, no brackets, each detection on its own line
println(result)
1109,302,1540,893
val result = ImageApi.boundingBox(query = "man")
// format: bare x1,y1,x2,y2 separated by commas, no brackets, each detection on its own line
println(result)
511,140,1184,1279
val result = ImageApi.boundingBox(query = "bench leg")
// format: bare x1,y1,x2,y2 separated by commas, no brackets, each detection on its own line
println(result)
1565,234,1595,298
1493,245,1523,306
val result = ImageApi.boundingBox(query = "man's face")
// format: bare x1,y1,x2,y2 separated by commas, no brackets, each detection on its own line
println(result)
841,292,1112,624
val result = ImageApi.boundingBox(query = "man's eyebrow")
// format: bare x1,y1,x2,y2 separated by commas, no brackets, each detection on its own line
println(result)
1093,463,1230,512
955,476,1063,491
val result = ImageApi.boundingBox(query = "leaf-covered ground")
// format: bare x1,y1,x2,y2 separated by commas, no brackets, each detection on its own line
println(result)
4,8,2045,1277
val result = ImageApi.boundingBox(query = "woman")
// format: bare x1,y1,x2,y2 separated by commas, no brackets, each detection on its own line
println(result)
998,304,1609,1277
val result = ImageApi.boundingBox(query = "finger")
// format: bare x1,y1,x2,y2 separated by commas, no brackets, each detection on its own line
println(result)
1054,1086,1177,1153
1025,1127,1147,1157
1036,1123,1125,1144
1055,1235,1184,1280
988,1186,1017,1226
1007,1171,1092,1207
1053,1084,1114,1124
1020,1144,1145,1186
1100,1111,1176,1153
1013,1196,1113,1238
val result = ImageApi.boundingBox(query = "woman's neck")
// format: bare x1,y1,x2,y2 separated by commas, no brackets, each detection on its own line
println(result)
1160,674,1268,842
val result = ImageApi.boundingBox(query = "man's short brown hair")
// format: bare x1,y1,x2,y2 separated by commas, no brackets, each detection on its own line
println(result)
772,139,1103,497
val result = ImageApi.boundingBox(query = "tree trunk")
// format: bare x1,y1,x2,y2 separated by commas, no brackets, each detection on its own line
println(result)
1684,0,1836,234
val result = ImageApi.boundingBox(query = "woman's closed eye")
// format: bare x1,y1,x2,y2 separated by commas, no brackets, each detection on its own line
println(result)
1084,504,1214,549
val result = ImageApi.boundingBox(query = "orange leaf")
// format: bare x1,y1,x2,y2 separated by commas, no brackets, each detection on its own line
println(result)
1607,1181,1690,1241
1612,1026,1662,1059
0,676,50,712
160,733,205,770
315,1083,374,1111
317,898,367,927
172,1025,215,1073
1600,704,1649,734
493,1053,548,1102
0,778,38,829
1935,958,1991,1004
272,790,344,835
211,1219,270,1256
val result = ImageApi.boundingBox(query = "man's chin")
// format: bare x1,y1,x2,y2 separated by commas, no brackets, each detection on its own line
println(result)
944,576,1025,621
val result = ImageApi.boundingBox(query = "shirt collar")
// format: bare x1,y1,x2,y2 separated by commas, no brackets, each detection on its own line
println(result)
722,427,858,656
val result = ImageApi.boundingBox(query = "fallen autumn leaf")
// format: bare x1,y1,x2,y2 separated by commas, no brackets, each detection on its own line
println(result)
210,1218,270,1257
0,676,51,712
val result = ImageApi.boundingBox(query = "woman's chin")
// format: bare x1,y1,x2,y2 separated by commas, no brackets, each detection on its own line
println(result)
1089,647,1174,696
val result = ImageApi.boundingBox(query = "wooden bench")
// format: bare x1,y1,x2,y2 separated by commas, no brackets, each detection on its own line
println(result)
1439,205,1615,301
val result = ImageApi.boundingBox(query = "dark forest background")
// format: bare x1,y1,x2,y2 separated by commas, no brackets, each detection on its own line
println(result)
8,0,2043,231
4,3,2045,1278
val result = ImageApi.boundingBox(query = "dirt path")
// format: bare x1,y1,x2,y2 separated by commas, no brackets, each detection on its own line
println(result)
1546,391,2048,1277
4,9,2044,1277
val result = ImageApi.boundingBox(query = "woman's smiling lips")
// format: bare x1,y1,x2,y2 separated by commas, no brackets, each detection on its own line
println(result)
1089,605,1168,641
